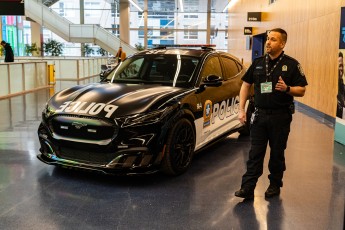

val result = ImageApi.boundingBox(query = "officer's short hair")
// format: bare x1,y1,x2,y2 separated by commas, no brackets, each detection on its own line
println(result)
270,28,287,43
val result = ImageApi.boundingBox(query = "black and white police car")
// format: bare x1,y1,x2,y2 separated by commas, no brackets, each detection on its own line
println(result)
37,45,253,176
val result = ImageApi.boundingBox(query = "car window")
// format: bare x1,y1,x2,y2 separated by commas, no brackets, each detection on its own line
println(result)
221,56,240,80
149,56,177,81
109,55,199,87
199,56,222,82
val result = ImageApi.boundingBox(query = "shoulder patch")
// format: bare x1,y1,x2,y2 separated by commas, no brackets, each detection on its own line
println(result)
297,64,305,76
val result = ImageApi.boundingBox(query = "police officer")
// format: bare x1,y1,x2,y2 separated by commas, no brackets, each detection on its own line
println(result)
235,28,308,199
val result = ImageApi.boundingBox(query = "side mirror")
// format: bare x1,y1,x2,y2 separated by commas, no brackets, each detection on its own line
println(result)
201,74,222,87
204,75,222,83
196,75,222,93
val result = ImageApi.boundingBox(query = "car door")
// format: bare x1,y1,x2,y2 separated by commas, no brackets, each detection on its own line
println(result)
194,54,240,150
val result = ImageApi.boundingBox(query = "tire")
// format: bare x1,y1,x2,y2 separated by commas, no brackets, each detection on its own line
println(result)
161,118,195,176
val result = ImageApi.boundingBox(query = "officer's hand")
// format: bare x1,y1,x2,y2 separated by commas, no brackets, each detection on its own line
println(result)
238,110,246,124
275,76,288,92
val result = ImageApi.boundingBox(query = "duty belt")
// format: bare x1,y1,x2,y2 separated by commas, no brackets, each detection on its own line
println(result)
256,107,288,114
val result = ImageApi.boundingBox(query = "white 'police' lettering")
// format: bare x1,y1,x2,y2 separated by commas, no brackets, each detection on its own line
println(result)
211,96,240,124
56,101,118,118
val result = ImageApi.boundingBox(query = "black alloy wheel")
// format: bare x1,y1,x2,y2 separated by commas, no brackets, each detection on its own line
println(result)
161,118,195,175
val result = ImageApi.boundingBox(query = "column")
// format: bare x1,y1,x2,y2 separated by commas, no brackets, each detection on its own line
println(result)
119,0,130,46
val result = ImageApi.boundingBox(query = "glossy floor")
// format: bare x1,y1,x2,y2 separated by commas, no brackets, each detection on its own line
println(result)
0,89,344,230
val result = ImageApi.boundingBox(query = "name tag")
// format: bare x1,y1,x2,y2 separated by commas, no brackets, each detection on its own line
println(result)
261,82,272,93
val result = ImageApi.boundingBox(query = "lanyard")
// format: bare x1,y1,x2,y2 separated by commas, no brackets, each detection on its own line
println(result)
265,53,284,81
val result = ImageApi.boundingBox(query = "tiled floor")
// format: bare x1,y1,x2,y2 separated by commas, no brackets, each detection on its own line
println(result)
0,89,344,230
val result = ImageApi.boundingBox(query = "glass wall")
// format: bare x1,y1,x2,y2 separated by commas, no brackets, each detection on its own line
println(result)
4,0,230,56
1,16,25,57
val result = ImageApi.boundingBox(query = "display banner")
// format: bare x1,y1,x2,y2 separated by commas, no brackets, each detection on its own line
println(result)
335,7,345,145
0,0,24,16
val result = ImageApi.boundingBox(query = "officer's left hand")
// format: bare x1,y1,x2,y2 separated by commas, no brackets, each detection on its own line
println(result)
275,76,288,92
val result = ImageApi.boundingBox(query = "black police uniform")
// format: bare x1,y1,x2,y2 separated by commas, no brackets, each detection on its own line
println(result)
240,51,308,189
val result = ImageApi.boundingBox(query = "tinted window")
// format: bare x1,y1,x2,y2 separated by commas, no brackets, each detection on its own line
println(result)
200,56,222,82
108,55,199,87
221,56,240,80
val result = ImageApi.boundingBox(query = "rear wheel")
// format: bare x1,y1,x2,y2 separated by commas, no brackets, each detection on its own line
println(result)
161,118,195,176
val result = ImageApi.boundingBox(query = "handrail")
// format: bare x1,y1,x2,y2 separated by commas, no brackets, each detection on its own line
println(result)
25,0,137,56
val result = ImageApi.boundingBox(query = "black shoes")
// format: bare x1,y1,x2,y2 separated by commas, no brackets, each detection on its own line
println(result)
265,184,280,198
234,188,254,199
235,184,281,199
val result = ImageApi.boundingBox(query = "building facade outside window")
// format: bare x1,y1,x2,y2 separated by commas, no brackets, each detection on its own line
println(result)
3,0,230,56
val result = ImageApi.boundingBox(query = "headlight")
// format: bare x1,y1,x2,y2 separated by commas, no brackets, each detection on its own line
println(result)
43,104,55,119
121,107,172,127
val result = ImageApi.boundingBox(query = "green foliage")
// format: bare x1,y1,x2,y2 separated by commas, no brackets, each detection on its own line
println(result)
43,39,64,56
25,42,41,56
135,42,145,51
97,47,108,56
84,44,95,57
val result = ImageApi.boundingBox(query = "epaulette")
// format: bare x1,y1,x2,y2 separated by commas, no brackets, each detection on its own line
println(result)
284,54,299,63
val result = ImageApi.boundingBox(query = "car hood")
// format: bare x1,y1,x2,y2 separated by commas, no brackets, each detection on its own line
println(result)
48,83,188,118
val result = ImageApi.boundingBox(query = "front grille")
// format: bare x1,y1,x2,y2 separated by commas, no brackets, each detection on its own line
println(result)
49,115,118,141
57,146,117,165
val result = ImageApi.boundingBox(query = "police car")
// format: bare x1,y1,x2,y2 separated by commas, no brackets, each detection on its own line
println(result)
37,45,252,176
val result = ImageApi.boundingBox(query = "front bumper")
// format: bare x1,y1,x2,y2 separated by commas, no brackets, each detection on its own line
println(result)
37,132,163,175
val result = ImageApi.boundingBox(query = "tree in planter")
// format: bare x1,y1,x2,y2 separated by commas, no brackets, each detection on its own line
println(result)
84,44,95,57
25,42,41,56
43,39,63,56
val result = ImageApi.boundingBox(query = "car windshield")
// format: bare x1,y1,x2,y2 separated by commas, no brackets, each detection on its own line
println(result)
106,54,200,87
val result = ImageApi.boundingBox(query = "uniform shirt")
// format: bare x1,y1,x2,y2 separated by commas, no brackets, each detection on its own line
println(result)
242,52,308,109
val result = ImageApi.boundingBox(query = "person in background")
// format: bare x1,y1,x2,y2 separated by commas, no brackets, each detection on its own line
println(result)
1,40,14,62
337,52,345,118
115,46,126,62
235,28,308,199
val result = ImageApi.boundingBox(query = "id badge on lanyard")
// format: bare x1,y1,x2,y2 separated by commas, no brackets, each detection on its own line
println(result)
261,82,272,93
261,54,284,94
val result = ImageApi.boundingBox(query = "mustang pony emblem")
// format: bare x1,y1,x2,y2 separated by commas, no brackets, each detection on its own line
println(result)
71,122,88,129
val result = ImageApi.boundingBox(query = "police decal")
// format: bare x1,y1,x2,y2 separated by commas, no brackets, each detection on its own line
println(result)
203,100,212,127
203,96,240,127
56,101,118,118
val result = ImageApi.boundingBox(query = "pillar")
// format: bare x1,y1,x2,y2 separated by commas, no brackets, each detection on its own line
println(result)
119,0,130,47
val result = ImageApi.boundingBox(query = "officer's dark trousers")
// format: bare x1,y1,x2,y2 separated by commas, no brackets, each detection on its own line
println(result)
241,111,292,189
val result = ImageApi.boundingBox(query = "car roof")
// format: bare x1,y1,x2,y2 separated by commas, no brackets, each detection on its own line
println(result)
133,46,241,62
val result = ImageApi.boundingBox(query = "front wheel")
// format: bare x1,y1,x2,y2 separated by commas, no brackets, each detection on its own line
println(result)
161,118,195,176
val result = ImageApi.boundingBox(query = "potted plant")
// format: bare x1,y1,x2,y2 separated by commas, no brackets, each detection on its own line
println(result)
25,42,41,56
43,39,64,56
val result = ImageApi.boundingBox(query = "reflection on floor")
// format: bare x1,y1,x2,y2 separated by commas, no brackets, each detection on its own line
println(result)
0,89,344,230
